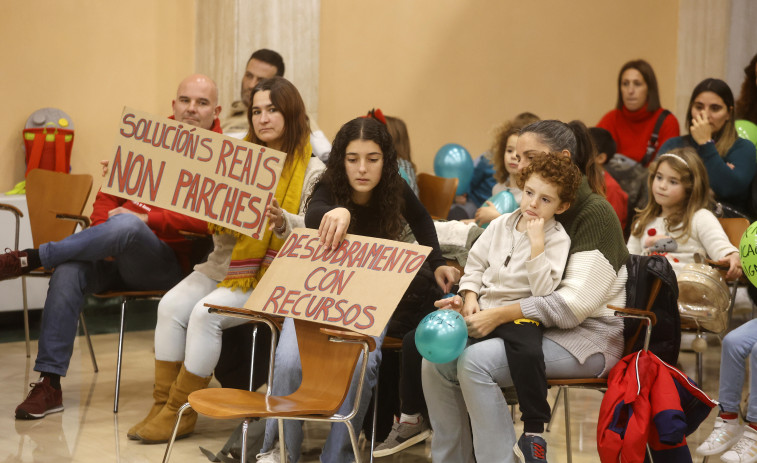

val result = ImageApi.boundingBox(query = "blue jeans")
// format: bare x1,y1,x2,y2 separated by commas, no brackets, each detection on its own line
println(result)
34,213,183,376
719,318,757,421
421,337,606,463
260,317,386,463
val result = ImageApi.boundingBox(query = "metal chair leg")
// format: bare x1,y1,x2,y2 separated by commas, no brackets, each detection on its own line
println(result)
114,297,127,413
278,418,287,462
241,418,250,463
22,276,30,358
162,402,191,463
346,421,362,463
546,387,562,432
369,374,379,463
79,312,98,372
249,325,258,391
563,387,572,463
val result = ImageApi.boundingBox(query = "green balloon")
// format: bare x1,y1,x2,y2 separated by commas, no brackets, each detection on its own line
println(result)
735,119,757,147
741,221,757,288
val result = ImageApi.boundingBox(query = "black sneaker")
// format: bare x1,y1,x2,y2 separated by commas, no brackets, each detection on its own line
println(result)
514,433,548,462
0,249,31,281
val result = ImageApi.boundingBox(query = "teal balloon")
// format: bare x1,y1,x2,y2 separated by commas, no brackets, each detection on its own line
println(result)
741,221,757,288
415,309,468,363
481,190,518,228
433,143,474,195
736,120,757,147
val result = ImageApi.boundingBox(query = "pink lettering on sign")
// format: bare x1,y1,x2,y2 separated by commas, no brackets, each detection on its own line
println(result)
107,147,165,202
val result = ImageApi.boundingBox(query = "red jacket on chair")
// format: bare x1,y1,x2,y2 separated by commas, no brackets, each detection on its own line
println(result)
597,350,717,463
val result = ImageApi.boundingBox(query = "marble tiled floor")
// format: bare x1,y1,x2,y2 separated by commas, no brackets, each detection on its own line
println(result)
0,325,738,462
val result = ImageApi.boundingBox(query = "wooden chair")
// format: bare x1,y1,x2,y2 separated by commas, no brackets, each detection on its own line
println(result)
417,173,458,220
22,169,96,365
162,304,376,463
545,278,662,463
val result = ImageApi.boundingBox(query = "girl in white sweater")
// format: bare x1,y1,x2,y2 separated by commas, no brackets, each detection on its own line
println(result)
627,146,741,279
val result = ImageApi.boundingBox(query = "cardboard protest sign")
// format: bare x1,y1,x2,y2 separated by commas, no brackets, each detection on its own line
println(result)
101,107,286,237
245,228,432,337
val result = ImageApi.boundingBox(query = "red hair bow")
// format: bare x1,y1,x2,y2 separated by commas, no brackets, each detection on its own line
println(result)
363,108,387,125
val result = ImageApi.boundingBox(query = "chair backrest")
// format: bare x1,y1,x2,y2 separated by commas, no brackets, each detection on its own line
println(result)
26,169,93,247
417,173,458,220
288,318,366,415
717,217,750,248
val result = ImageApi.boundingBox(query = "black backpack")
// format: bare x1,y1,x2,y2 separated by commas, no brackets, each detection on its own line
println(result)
623,254,680,365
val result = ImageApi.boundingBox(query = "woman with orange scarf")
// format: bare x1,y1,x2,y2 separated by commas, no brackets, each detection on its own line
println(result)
129,77,325,444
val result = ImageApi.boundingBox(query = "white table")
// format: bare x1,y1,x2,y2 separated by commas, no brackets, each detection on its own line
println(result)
0,194,49,312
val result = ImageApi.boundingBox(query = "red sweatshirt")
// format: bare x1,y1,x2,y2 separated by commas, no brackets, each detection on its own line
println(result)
89,116,222,273
597,103,680,163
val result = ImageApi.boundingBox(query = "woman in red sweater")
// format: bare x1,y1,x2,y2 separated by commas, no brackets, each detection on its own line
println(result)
597,59,679,164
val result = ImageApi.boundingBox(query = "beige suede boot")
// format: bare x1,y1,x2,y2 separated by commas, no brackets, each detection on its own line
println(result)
136,364,211,444
127,360,182,440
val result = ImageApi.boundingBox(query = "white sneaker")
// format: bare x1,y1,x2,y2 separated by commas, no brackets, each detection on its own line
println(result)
722,426,757,463
696,417,742,456
256,443,282,462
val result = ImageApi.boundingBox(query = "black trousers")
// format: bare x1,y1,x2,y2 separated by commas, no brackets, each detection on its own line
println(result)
400,328,426,415
479,321,550,433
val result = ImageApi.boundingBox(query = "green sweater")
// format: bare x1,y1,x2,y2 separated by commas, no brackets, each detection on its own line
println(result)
520,178,629,375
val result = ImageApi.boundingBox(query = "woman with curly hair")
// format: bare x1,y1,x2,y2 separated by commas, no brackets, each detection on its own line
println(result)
255,116,459,462
736,52,757,125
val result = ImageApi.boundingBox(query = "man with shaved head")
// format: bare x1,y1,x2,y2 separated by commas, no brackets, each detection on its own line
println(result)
2,74,222,420
173,73,222,131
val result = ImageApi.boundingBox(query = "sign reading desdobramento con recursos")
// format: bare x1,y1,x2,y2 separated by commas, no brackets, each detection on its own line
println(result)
101,107,285,237
246,228,432,336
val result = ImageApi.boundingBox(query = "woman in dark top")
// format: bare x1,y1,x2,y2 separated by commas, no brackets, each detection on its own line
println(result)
659,78,757,215
256,117,459,463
